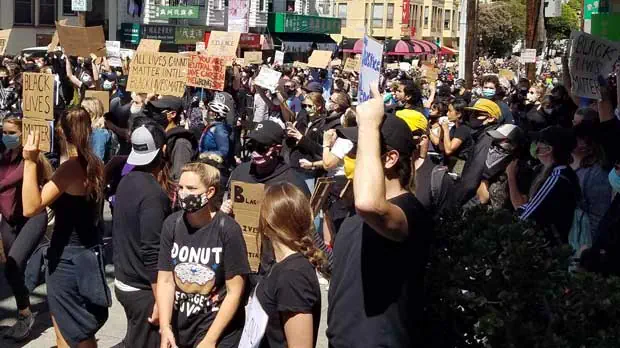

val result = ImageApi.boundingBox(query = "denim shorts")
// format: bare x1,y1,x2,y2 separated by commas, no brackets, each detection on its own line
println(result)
46,245,110,346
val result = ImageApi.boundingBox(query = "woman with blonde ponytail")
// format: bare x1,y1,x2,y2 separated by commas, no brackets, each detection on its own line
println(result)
239,182,324,348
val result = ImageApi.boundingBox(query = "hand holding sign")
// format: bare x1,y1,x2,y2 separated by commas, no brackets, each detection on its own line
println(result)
22,130,41,161
356,82,384,129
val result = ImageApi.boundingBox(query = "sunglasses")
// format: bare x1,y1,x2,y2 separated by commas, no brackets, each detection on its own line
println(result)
302,104,313,109
247,141,270,154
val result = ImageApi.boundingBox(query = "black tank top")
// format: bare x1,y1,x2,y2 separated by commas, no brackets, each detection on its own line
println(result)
50,193,101,250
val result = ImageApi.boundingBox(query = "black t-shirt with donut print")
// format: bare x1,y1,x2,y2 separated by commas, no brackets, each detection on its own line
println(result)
158,211,251,348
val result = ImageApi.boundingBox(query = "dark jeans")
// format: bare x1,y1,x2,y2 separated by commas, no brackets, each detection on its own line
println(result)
115,287,160,348
0,212,48,310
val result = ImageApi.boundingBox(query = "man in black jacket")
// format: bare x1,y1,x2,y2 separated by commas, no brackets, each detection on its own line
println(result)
112,121,171,348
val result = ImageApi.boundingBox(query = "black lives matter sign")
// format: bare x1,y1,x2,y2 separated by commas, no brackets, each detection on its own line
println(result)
23,73,53,120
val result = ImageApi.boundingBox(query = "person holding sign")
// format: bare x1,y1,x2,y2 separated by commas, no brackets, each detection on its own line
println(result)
0,116,52,341
21,107,110,348
157,162,250,348
327,83,432,347
239,183,326,348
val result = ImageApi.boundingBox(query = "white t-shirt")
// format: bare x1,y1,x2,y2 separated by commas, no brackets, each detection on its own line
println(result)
327,137,354,177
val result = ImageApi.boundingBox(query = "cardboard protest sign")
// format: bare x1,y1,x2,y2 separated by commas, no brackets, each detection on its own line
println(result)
230,181,265,272
137,39,161,52
22,73,53,120
568,31,620,99
106,41,122,67
387,63,399,70
206,31,241,59
235,58,247,66
399,62,411,72
274,50,284,66
85,90,110,113
254,67,282,92
47,20,68,53
187,54,226,91
0,30,12,55
126,52,189,97
310,178,335,217
499,69,515,81
22,118,54,152
359,35,383,103
244,51,262,64
307,50,332,69
520,49,537,63
343,57,361,72
57,24,106,58
293,61,308,69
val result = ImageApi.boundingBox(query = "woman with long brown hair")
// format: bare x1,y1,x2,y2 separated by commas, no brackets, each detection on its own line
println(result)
22,107,109,348
0,116,52,341
239,182,326,348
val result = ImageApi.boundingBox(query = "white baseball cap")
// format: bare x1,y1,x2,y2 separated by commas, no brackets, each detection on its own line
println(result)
127,125,160,166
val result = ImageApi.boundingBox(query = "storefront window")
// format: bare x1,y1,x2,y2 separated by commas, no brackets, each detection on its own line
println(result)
15,0,33,25
39,0,56,26
338,4,347,28
387,3,394,28
372,4,383,28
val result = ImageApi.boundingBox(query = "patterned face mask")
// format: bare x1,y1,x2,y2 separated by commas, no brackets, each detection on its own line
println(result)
178,192,209,213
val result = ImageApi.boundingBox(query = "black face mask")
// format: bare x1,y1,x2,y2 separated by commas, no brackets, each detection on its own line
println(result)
469,117,485,129
519,88,528,96
0,78,8,87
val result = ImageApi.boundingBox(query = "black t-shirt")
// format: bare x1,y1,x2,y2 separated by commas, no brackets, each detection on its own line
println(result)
327,193,432,348
158,211,251,348
448,124,474,161
255,253,321,348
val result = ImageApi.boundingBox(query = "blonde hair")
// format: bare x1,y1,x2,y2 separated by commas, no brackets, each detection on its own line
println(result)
181,162,221,195
258,183,329,277
81,97,105,129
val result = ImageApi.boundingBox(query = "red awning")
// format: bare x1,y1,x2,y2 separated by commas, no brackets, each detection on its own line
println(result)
439,46,458,55
410,39,438,54
342,38,364,54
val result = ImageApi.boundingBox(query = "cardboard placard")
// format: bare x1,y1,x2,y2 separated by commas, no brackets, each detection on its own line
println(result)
293,61,308,69
274,50,284,66
235,58,247,66
421,66,439,82
22,118,53,152
310,178,335,217
343,57,361,72
137,39,161,52
196,41,206,52
106,40,122,67
331,59,342,67
0,29,12,55
307,50,332,69
520,49,537,63
206,31,241,60
22,73,54,120
187,54,226,91
568,31,620,99
498,69,515,81
387,63,399,70
57,24,106,58
47,19,68,53
126,52,189,97
85,90,110,113
231,181,265,272
244,51,262,64
359,35,383,103
254,67,282,92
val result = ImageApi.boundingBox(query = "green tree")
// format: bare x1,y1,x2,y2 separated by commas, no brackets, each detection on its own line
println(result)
477,0,526,57
546,0,581,41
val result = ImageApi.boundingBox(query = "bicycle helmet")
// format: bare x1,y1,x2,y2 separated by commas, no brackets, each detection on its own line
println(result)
208,101,230,119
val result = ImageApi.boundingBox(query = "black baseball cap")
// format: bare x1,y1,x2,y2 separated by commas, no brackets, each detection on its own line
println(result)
303,81,323,93
248,120,285,146
149,95,184,114
337,112,415,158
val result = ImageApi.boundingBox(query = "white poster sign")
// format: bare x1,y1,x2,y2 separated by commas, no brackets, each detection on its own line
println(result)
196,41,206,52
520,49,537,63
228,0,250,33
254,67,282,93
358,35,383,103
274,51,284,66
71,0,91,12
106,41,121,67
568,31,620,99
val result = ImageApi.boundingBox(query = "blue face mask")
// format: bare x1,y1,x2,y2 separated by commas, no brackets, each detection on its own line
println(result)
2,134,20,150
609,168,620,193
482,88,496,98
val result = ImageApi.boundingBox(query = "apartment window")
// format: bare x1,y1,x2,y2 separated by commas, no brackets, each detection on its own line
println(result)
387,3,394,28
15,0,34,25
39,0,56,25
63,0,76,15
372,4,384,28
445,9,451,30
423,6,429,29
338,4,347,28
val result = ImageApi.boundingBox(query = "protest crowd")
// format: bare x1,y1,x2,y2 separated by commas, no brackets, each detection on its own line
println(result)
0,25,620,348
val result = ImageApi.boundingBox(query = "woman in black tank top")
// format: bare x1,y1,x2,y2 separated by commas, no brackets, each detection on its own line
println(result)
22,107,109,348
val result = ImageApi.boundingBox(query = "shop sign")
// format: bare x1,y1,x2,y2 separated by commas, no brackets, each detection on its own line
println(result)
141,25,176,44
175,27,207,45
154,6,200,20
268,13,341,34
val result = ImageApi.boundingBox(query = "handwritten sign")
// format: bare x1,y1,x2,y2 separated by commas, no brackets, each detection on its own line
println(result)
235,58,247,66
231,181,265,272
274,50,284,66
187,54,226,91
85,90,110,113
387,63,399,70
254,67,282,92
359,35,383,103
307,50,332,69
0,29,12,55
520,49,537,63
343,57,360,72
244,51,263,65
126,52,189,97
137,39,161,52
106,40,122,67
22,73,53,120
57,24,106,57
206,31,241,61
196,41,206,52
499,69,515,81
293,61,308,69
568,31,620,99
22,118,54,152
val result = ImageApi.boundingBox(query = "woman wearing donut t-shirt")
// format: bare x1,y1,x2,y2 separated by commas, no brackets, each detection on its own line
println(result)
239,183,327,348
157,163,250,348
